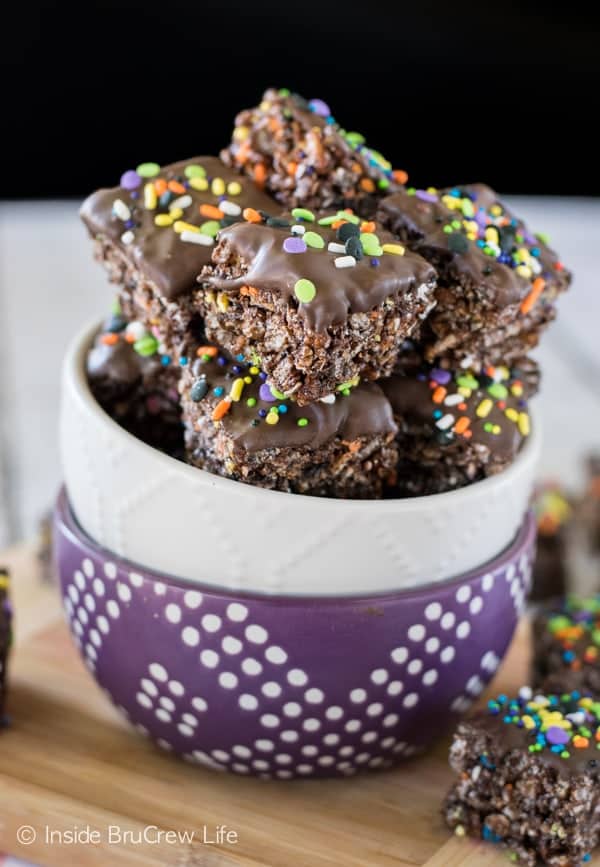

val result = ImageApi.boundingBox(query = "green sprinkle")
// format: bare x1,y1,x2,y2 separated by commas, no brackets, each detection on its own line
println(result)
593,629,600,646
484,422,494,433
136,162,160,178
270,386,287,400
111,297,122,315
294,278,316,304
200,220,221,237
488,383,508,399
303,231,325,249
291,207,315,222
457,375,480,390
442,225,453,234
134,335,159,357
361,233,383,256
317,215,338,226
345,131,365,146
536,231,550,245
377,178,390,190
461,200,474,218
278,87,291,97
336,210,360,225
297,418,309,427
246,397,257,407
184,164,206,179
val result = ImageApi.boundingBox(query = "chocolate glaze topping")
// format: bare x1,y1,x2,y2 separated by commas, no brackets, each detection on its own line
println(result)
381,357,534,459
201,213,437,332
187,347,397,452
377,183,571,309
80,156,277,300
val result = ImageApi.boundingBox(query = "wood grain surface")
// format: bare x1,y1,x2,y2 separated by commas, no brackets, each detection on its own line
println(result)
1,544,597,867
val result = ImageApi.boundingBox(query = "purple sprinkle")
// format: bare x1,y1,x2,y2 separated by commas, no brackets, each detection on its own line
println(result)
283,236,307,254
120,170,141,190
217,356,227,367
259,383,276,402
417,373,428,381
431,368,452,385
546,726,570,746
415,189,438,203
259,372,267,381
258,409,267,418
370,257,380,267
232,365,242,374
124,219,135,229
309,98,331,117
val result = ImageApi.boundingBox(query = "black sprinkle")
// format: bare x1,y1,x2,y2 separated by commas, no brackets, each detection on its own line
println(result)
498,225,517,254
435,430,455,446
345,236,363,260
251,419,260,427
482,265,494,275
105,314,127,333
191,377,208,402
447,232,469,254
220,216,240,228
266,216,292,228
337,222,360,242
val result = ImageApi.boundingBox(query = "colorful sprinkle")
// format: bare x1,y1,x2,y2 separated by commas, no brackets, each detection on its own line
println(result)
294,278,317,304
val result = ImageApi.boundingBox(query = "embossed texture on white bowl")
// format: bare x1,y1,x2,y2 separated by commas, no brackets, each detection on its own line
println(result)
61,322,541,595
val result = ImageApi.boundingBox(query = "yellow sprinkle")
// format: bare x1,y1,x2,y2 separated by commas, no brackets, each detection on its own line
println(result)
382,243,405,256
204,290,215,306
476,399,493,418
516,264,532,278
484,227,499,243
211,177,226,196
259,100,271,111
454,825,466,838
244,376,252,384
229,377,245,402
492,424,501,435
154,214,173,227
233,126,249,142
490,204,502,216
458,386,472,398
168,207,183,221
227,181,242,196
518,412,531,436
505,408,519,422
144,183,157,210
217,292,229,312
249,366,259,375
173,221,200,234
522,715,535,729
189,176,209,192
266,411,279,425
511,383,523,397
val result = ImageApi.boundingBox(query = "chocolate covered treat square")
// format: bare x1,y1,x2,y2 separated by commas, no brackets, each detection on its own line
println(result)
80,156,278,357
0,569,12,725
378,184,571,368
179,344,398,498
87,313,184,456
221,87,406,214
532,595,600,695
444,689,600,867
530,484,572,603
381,356,537,495
197,209,437,405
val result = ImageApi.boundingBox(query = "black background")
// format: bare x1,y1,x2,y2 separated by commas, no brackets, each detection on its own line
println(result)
2,0,598,198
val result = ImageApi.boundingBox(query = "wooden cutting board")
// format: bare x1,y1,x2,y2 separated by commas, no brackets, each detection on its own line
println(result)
0,543,597,867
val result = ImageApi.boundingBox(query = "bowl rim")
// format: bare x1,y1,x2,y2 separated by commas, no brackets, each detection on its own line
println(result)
55,486,536,603
65,319,541,513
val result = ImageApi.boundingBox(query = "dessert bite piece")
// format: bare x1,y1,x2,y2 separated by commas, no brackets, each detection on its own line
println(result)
0,568,12,726
444,688,600,867
197,209,437,405
530,483,573,602
80,156,278,357
221,87,407,214
381,356,537,496
86,312,184,456
179,343,398,498
532,595,600,695
378,184,571,369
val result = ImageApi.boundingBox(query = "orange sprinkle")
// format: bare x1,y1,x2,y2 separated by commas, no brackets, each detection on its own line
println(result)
596,730,600,742
124,332,136,343
454,416,471,435
554,261,565,271
212,399,232,421
458,402,467,411
235,140,251,165
154,178,167,195
199,204,224,220
268,117,279,133
168,180,186,194
361,221,376,233
287,161,298,176
242,207,262,223
463,429,473,439
520,277,546,314
196,345,218,358
432,386,447,404
573,735,589,749
485,366,496,377
331,219,348,230
254,163,267,187
351,162,363,175
393,169,408,184
360,177,376,193
101,333,119,346
498,400,506,410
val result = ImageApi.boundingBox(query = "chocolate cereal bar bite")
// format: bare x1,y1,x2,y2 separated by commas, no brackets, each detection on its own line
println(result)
197,209,437,405
377,183,571,369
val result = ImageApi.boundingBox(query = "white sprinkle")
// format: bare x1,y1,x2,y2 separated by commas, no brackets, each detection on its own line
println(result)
460,355,475,369
112,198,131,221
291,224,305,235
436,414,455,430
327,242,346,254
444,393,464,406
120,230,135,246
125,321,146,341
169,195,192,211
319,394,336,405
220,200,242,216
518,685,533,701
334,255,357,269
181,231,214,245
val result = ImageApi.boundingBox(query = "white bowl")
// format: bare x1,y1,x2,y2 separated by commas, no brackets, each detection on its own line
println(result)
60,321,541,596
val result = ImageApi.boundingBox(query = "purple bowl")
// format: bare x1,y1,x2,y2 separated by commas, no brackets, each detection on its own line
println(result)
53,488,535,779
